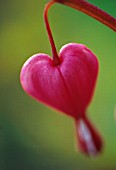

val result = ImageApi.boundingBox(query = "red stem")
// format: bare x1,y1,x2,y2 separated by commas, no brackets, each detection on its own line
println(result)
55,0,116,32
44,0,115,64
44,1,60,65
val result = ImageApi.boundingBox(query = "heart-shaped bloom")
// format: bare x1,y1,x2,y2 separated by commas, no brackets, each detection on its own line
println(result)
20,43,103,156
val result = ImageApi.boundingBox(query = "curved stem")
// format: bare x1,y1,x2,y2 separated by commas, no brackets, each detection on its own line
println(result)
44,1,60,65
55,0,116,32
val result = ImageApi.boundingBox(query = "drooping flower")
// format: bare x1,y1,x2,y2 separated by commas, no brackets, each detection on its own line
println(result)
20,0,116,156
20,42,102,156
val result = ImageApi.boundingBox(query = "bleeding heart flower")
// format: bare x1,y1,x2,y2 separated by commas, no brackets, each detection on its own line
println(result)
21,43,98,119
20,42,102,156
20,0,116,156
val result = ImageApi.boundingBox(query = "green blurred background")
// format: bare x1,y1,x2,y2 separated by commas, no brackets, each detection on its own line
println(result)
0,0,116,169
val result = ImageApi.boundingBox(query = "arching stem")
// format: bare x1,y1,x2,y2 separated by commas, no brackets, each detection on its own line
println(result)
44,1,60,65
44,0,115,64
55,0,116,32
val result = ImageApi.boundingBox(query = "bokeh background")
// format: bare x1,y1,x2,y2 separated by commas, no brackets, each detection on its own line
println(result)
0,0,116,169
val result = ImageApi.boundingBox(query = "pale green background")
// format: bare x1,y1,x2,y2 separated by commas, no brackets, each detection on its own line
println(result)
0,0,116,169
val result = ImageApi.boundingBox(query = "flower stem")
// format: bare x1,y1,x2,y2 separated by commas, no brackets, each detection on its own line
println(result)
44,1,60,65
55,0,116,32
44,0,115,64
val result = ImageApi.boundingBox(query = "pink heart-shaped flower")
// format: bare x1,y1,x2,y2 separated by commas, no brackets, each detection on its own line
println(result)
20,43,102,156
20,43,98,118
